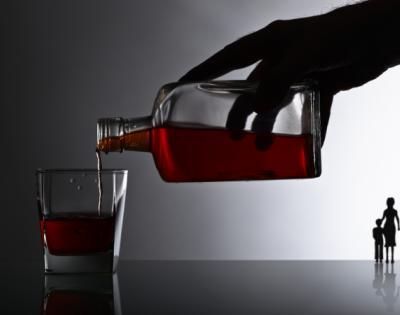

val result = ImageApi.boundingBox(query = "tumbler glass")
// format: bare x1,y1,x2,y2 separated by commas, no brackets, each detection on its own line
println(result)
36,169,128,273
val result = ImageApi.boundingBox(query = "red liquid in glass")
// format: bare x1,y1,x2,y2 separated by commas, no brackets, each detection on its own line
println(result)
40,216,115,255
43,290,113,315
151,127,317,182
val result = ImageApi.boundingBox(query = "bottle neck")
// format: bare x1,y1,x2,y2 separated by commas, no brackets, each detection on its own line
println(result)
97,116,152,153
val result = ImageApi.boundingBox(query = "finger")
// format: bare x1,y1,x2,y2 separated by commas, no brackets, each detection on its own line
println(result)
251,112,279,151
255,56,308,113
248,61,281,150
226,94,256,140
225,60,273,140
180,29,267,82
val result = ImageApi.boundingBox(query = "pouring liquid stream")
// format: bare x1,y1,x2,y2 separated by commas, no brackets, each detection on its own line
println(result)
96,149,103,216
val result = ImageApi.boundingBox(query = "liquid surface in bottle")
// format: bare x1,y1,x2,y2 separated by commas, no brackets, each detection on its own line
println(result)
97,129,150,152
43,290,113,315
40,216,115,255
151,127,316,182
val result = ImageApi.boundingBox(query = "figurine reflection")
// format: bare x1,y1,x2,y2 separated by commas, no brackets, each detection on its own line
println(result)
373,263,400,312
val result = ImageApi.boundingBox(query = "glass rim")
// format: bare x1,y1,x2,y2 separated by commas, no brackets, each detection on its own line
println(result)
36,168,128,174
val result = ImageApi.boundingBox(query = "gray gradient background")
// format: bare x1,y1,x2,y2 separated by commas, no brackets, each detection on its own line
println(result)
4,0,400,261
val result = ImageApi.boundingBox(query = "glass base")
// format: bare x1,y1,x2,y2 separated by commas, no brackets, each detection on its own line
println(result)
44,248,119,274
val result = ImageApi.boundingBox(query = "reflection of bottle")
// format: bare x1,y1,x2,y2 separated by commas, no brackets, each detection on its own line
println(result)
42,274,121,315
97,81,321,182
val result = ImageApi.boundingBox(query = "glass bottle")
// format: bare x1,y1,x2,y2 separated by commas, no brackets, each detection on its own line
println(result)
97,80,321,182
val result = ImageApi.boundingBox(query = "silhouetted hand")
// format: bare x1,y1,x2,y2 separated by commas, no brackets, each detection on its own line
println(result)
180,0,400,145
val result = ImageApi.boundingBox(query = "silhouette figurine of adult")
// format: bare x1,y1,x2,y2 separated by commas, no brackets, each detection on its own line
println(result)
373,219,384,263
381,198,400,263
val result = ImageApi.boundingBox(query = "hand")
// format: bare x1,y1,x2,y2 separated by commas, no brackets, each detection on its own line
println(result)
180,1,400,145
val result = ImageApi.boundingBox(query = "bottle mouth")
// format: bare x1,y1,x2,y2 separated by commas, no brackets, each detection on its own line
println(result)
97,118,124,153
97,116,153,153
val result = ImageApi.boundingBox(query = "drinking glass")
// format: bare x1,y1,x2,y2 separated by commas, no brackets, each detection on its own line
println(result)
36,169,128,273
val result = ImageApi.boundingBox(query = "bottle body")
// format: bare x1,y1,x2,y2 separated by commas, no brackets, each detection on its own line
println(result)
97,81,321,182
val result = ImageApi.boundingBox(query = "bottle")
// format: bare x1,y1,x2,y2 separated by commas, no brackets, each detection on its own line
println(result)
97,80,321,182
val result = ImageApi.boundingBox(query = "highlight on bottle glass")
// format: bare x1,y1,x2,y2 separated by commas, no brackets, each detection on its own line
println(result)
36,169,128,274
97,80,321,182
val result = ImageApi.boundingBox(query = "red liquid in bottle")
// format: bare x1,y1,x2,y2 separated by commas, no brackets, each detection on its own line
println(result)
151,127,317,182
40,216,115,255
97,127,319,182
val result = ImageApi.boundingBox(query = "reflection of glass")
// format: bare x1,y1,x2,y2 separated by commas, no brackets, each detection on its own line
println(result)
373,263,400,312
42,274,121,315
97,80,321,182
37,169,128,273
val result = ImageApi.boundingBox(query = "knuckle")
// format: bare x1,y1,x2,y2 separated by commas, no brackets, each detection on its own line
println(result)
262,19,285,33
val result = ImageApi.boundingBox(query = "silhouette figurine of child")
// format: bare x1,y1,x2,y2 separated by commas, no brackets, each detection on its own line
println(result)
373,219,384,263
381,197,400,264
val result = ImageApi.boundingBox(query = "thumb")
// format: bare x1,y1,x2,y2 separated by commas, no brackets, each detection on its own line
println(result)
319,88,334,146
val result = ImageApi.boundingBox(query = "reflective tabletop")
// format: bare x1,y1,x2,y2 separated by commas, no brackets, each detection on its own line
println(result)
1,260,398,314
